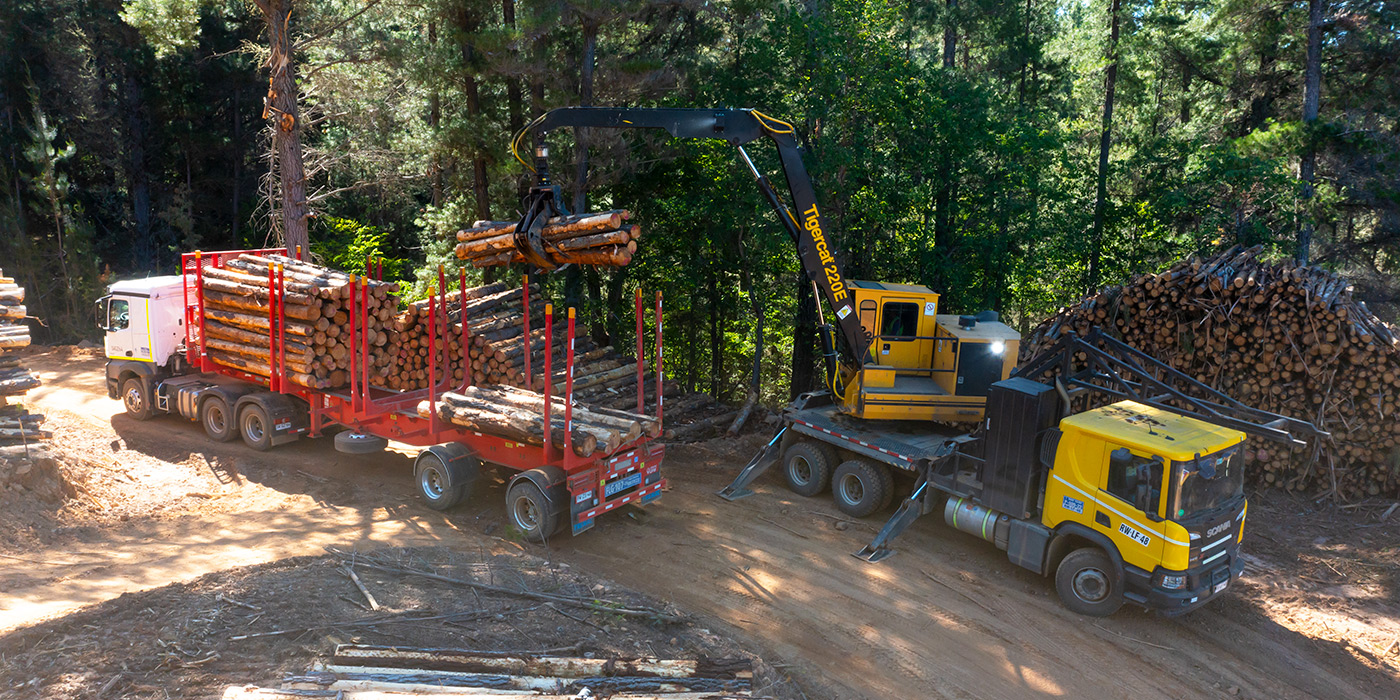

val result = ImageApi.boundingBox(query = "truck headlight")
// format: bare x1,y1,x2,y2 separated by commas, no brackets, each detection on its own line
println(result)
1158,573,1187,590
990,341,1005,355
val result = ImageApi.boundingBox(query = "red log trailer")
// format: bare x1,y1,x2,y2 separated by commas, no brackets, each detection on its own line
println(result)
96,247,666,541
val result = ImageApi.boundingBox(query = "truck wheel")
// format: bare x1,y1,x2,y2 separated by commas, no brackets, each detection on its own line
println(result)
507,480,560,543
121,377,154,421
335,431,388,454
200,397,237,442
415,453,469,510
783,441,835,497
1055,548,1124,617
831,459,893,518
238,404,274,452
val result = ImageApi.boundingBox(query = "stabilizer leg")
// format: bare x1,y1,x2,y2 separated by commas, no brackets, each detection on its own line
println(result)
717,426,787,501
855,478,931,563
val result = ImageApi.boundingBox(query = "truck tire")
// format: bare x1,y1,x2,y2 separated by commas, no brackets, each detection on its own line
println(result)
1055,547,1124,617
783,441,835,497
831,459,893,518
507,479,560,543
415,452,469,510
121,377,154,421
238,404,274,452
200,397,237,442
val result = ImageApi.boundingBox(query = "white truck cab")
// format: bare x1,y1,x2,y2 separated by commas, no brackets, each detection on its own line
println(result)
97,276,185,366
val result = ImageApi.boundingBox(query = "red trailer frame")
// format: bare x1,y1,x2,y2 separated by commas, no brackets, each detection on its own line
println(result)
180,248,666,536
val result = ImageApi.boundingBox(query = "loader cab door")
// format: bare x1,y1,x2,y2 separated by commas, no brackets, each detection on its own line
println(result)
875,299,923,367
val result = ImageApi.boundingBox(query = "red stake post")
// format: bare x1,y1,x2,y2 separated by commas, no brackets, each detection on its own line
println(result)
636,289,645,415
427,284,438,441
277,265,287,392
656,291,664,426
459,268,471,392
565,307,576,462
360,273,371,406
543,304,553,460
267,265,278,392
522,275,531,390
348,275,359,412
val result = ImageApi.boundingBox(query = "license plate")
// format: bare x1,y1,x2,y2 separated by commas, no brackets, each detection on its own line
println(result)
274,419,291,431
604,472,642,498
1213,580,1228,594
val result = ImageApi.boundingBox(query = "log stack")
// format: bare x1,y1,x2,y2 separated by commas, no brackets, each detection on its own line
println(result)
418,384,661,458
198,253,399,390
0,268,48,446
453,210,640,268
1020,245,1400,500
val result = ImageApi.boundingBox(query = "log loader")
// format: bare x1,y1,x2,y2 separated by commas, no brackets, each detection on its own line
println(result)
517,107,1326,615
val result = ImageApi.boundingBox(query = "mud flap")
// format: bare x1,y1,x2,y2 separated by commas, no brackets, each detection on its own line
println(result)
717,426,787,501
855,466,937,563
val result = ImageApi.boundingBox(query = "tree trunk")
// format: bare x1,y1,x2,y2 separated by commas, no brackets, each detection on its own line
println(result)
1297,0,1324,265
942,0,957,69
1085,0,1121,294
503,0,526,201
573,18,598,215
232,85,243,246
429,21,442,208
254,0,310,257
708,268,721,400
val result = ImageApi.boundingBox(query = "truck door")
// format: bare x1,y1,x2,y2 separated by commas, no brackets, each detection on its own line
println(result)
1096,444,1167,570
103,295,149,361
875,299,921,367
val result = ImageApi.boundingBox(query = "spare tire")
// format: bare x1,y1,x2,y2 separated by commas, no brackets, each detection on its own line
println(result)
334,430,387,454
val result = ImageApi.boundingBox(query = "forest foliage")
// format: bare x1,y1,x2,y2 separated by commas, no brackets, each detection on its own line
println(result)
1,0,1397,404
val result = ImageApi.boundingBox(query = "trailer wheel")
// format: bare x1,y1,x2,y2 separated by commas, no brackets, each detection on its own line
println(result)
200,397,236,442
1055,547,1124,617
783,441,835,497
121,377,154,421
238,404,274,452
415,453,469,510
507,480,560,543
831,459,893,518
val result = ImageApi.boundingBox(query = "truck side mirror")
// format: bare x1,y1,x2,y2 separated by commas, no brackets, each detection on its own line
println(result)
95,296,111,332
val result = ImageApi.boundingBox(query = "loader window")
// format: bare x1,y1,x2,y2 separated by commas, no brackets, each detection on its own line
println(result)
108,299,130,331
880,302,919,339
859,300,877,339
1105,446,1163,517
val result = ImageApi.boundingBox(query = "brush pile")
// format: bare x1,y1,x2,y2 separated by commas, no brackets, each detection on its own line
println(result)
1021,245,1400,499
453,210,640,268
0,268,47,447
198,253,399,390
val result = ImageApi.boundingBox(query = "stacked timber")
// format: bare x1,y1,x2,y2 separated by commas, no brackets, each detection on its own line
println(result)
0,268,48,446
418,384,661,458
199,253,399,390
453,210,640,268
1020,245,1400,500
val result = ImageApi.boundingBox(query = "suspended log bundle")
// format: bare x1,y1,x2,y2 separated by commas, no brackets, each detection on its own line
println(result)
199,253,399,390
1020,245,1400,500
453,210,641,268
0,268,46,446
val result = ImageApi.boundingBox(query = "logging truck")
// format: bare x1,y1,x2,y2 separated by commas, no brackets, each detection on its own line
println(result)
502,105,1328,616
96,248,667,541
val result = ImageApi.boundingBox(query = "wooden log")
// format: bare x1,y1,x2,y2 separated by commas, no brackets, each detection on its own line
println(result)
201,265,324,297
208,351,331,389
0,305,25,320
204,336,317,370
0,373,40,395
455,210,628,243
202,289,321,321
202,307,316,337
462,385,640,445
420,397,595,457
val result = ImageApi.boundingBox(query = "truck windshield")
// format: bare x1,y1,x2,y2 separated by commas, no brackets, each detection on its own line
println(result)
1172,445,1243,520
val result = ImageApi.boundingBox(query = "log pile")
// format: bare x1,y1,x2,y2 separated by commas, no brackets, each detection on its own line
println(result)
419,384,662,458
199,253,399,390
0,268,48,446
1020,245,1400,500
453,210,640,268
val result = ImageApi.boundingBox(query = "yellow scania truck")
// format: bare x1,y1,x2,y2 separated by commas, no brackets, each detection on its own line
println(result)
722,329,1323,616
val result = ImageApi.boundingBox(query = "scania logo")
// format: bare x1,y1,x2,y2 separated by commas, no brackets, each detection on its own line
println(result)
1207,522,1230,538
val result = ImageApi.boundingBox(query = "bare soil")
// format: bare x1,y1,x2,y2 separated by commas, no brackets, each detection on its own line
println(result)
2,346,1398,699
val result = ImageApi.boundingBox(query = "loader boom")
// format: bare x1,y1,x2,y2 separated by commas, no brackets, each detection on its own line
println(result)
514,107,874,367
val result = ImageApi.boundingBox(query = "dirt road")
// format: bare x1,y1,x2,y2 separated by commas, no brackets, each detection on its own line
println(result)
5,347,1397,699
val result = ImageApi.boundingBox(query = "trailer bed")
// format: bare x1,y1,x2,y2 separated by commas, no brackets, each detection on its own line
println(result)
787,405,964,472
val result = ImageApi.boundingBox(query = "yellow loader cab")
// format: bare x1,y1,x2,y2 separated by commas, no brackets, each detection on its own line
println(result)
1040,401,1249,614
841,280,1020,422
